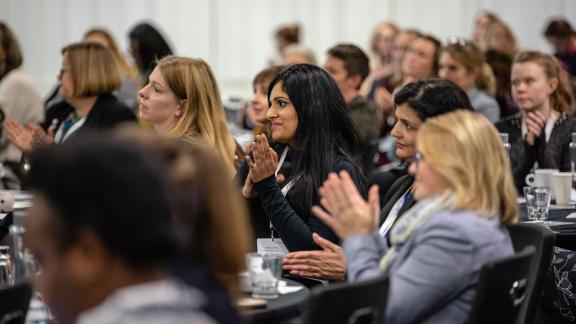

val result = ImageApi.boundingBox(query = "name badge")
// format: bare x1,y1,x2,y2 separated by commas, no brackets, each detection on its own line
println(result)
257,238,289,256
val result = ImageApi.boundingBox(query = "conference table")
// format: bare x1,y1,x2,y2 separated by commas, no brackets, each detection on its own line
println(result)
518,202,576,250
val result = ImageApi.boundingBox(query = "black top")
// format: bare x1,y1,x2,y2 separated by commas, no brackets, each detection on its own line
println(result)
237,152,363,252
496,112,576,192
378,174,416,226
43,93,136,136
170,260,245,324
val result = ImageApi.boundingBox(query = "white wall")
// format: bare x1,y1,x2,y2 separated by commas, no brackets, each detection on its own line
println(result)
1,0,575,99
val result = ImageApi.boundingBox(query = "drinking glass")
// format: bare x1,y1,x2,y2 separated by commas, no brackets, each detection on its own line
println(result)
523,187,537,221
533,187,552,223
246,253,283,299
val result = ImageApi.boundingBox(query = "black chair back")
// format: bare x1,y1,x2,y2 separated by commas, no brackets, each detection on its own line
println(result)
507,223,555,323
467,246,536,324
303,274,388,324
0,281,33,324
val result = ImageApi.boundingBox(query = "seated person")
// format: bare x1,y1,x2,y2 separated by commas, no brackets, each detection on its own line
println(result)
496,51,576,192
315,110,517,324
283,79,472,280
324,44,382,174
24,137,213,324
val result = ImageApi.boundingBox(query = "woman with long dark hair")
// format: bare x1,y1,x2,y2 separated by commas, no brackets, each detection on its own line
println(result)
241,64,365,251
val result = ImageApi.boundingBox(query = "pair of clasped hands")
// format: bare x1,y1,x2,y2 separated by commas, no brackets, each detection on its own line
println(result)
524,110,547,146
243,135,381,281
3,120,55,153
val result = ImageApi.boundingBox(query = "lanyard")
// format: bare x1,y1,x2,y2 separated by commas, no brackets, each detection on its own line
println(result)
270,147,294,239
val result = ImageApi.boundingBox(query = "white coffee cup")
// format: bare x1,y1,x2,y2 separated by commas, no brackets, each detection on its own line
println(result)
0,191,14,213
553,172,572,206
526,169,559,188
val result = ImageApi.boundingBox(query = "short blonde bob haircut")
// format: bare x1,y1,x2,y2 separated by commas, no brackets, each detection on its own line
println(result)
156,56,237,176
417,110,518,224
62,42,122,97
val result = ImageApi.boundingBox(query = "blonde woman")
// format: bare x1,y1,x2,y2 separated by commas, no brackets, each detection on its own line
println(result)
483,19,518,59
439,39,500,122
138,56,240,176
4,42,135,153
315,110,517,324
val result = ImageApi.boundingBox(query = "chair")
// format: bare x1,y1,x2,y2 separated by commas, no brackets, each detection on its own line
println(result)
507,223,555,324
466,246,536,324
303,274,388,324
0,281,33,324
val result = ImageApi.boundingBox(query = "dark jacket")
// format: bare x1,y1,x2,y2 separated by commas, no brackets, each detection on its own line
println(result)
496,112,576,192
379,174,415,227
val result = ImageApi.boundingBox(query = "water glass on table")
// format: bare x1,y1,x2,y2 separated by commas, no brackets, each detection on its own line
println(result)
246,253,283,299
524,187,552,222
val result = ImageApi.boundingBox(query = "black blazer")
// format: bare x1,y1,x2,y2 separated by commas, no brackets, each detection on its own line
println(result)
378,174,415,226
44,93,136,137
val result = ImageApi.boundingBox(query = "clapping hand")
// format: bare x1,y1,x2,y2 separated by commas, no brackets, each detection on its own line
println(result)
246,134,279,183
525,111,546,146
312,171,380,240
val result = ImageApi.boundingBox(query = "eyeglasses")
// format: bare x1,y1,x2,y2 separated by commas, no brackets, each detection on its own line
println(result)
413,151,424,168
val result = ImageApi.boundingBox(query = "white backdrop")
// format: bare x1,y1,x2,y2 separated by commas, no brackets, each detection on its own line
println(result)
1,0,575,99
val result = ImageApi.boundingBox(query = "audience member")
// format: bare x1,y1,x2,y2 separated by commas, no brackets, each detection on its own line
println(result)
244,65,283,136
314,110,516,324
128,22,173,86
84,28,139,110
472,11,500,50
483,19,518,59
25,138,214,324
496,50,576,192
486,49,519,117
282,44,317,66
439,38,500,122
325,44,382,173
544,18,576,78
0,22,43,164
138,55,241,175
269,24,300,66
367,22,400,80
239,64,364,251
4,42,135,154
283,79,472,280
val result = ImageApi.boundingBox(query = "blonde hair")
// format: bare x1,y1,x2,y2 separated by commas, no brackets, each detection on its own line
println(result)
369,22,400,55
417,110,518,224
156,56,237,176
84,27,136,80
483,20,518,58
514,51,575,114
62,42,121,97
442,40,496,95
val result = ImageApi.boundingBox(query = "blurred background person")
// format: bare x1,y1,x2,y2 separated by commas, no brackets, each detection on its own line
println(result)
496,51,576,192
84,28,139,110
128,22,174,87
367,22,400,81
243,65,283,137
439,38,500,122
282,44,317,65
324,43,381,174
472,11,500,50
0,22,43,166
483,18,518,59
138,56,241,175
269,23,300,66
543,18,576,79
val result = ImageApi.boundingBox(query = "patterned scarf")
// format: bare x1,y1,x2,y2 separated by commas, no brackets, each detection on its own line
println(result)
379,194,455,272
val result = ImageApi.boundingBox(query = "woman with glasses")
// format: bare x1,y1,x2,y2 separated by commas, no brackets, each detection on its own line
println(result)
439,39,500,123
283,79,472,280
4,42,136,153
315,110,517,324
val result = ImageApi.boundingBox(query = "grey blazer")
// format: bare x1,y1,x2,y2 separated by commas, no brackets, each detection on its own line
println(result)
343,209,514,324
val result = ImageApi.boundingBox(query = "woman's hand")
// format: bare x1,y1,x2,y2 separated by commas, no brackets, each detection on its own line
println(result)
283,233,346,281
312,171,380,240
30,123,55,146
525,111,546,146
246,134,278,183
374,87,395,115
4,120,34,152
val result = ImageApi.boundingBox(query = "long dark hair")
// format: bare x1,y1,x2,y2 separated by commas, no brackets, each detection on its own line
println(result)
267,64,364,216
128,22,173,81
